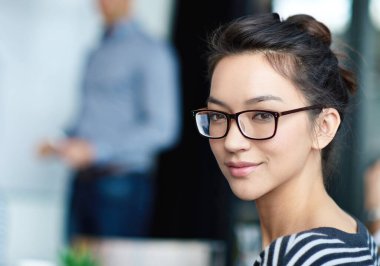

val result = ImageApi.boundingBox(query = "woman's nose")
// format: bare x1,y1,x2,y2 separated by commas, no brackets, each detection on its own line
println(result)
224,120,251,152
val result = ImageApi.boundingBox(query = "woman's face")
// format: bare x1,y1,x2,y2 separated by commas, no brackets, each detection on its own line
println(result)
209,53,318,201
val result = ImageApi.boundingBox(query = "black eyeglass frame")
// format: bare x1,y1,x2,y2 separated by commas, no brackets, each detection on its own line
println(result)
192,105,324,140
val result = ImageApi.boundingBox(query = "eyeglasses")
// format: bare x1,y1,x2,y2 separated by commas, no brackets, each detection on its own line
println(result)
192,105,324,140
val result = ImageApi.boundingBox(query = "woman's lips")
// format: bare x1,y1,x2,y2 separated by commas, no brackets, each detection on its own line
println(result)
225,162,261,177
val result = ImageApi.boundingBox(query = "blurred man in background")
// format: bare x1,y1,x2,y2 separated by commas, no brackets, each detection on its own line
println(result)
39,0,181,243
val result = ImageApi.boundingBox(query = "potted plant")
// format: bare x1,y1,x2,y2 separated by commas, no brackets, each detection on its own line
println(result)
59,247,99,266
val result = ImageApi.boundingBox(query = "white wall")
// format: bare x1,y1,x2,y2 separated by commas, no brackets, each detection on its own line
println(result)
0,0,174,265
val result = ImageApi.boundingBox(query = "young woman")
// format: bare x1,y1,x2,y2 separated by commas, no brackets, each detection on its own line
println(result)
193,13,379,265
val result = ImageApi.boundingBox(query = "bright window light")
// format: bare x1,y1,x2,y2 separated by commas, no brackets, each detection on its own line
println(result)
272,0,352,34
370,0,380,30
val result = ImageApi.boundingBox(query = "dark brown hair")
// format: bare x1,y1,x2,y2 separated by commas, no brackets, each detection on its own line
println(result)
207,13,357,183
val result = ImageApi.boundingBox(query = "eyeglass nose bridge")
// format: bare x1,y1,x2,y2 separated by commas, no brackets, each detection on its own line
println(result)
225,112,239,122
224,112,247,138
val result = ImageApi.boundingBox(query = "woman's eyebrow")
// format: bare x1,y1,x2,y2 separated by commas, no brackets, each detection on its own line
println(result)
206,96,228,108
245,95,283,104
207,95,283,107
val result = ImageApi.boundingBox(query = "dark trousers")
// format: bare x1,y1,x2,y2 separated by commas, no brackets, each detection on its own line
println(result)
66,167,156,243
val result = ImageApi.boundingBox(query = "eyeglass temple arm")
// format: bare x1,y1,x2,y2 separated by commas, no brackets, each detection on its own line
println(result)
280,105,324,116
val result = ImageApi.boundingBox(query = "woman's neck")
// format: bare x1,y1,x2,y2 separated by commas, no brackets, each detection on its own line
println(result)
256,175,356,248
255,170,329,247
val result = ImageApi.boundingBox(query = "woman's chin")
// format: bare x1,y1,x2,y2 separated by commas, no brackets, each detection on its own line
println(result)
230,186,258,201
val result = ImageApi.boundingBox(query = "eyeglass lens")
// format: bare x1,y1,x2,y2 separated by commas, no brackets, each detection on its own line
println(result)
195,111,275,139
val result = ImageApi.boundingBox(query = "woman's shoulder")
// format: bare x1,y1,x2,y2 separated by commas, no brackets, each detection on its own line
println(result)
253,220,379,266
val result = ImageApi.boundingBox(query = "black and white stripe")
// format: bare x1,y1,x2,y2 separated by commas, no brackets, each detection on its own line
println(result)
253,221,380,266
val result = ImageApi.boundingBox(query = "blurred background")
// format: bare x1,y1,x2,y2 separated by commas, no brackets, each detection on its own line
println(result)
0,0,380,265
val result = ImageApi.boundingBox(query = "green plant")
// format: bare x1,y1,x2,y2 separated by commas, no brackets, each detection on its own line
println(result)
59,247,99,266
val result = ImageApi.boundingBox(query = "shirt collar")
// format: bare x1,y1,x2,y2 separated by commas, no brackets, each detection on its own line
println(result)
102,18,138,41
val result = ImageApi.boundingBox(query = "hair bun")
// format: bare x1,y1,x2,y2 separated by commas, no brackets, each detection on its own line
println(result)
286,14,332,46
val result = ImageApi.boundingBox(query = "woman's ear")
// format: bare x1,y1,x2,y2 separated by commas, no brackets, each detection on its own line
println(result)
312,108,341,150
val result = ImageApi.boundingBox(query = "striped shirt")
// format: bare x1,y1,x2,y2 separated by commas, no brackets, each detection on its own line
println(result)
253,220,379,266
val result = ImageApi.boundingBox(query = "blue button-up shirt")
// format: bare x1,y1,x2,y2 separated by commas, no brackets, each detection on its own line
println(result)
69,19,181,172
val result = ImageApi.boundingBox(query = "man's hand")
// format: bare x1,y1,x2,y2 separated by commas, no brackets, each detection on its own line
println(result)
58,138,95,170
37,140,60,157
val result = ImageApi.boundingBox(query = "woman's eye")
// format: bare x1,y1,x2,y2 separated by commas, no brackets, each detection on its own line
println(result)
210,113,225,121
252,112,273,121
